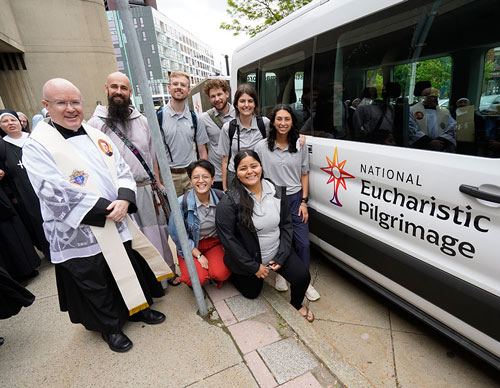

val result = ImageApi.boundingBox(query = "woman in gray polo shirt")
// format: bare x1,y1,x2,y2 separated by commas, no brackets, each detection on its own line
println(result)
254,104,320,302
216,150,314,322
218,84,269,191
168,160,231,288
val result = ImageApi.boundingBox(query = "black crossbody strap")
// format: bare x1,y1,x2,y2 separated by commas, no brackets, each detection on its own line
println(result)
99,117,170,217
99,117,157,184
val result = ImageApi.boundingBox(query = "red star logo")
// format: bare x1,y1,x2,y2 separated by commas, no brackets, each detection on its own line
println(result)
320,147,355,207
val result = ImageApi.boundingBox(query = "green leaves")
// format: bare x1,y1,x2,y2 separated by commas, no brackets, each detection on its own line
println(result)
220,0,312,37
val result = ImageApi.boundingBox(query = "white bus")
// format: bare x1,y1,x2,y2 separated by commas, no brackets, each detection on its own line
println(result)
230,0,500,368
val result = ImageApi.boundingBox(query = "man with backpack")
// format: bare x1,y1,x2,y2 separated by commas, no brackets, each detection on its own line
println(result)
157,71,209,196
199,79,235,190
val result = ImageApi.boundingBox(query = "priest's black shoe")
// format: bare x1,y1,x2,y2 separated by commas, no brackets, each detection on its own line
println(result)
129,308,165,325
101,331,133,353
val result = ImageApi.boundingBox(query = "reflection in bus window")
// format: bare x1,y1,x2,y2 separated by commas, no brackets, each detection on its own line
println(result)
237,62,258,91
257,39,314,124
479,47,500,157
261,72,278,116
247,0,500,158
393,56,452,106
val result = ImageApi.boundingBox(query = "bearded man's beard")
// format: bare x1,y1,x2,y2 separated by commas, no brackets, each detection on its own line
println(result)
106,94,131,127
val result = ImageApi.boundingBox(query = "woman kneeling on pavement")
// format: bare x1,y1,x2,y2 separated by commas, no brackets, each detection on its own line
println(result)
169,160,231,287
215,150,314,322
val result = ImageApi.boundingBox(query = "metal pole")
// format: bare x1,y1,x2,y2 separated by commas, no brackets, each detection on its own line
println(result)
116,0,208,316
225,55,230,76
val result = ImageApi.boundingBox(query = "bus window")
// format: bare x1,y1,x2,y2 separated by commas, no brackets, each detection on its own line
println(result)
237,60,258,90
479,47,500,157
257,38,314,121
393,56,452,106
261,72,278,116
311,0,500,156
365,68,383,98
245,73,257,88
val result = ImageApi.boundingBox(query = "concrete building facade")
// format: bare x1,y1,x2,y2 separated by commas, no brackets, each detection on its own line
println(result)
107,5,220,109
0,0,118,120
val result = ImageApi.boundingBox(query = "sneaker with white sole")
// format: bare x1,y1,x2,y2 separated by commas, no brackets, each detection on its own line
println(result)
275,274,288,291
306,284,320,301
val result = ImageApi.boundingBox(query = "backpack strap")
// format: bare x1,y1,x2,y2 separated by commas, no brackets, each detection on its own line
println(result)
227,116,266,168
157,107,174,163
256,115,266,139
207,108,224,129
227,118,239,167
190,110,200,160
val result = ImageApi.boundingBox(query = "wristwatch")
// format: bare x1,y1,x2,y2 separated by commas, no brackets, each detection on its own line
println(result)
196,253,202,260
301,197,309,204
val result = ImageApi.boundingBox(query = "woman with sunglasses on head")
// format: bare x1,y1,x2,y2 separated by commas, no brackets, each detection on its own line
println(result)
254,104,320,301
168,160,231,288
216,150,314,322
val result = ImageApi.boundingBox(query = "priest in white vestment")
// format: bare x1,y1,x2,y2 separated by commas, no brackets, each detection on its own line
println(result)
22,78,172,353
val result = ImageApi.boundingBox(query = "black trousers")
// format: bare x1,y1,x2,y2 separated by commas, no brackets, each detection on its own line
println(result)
55,241,164,334
230,249,310,310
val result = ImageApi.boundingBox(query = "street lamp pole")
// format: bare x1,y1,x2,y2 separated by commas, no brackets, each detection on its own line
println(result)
116,0,208,316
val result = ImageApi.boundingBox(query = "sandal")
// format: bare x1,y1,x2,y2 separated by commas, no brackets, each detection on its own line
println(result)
167,274,181,287
299,306,315,323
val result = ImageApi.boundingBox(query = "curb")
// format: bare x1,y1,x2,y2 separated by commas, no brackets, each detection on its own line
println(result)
261,283,376,388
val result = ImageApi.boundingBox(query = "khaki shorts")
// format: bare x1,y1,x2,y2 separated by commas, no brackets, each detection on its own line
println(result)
171,171,191,197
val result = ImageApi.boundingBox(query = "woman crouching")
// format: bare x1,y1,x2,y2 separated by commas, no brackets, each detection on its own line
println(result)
216,150,314,322
168,160,231,287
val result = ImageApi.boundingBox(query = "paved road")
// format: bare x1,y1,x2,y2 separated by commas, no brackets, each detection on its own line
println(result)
305,247,500,388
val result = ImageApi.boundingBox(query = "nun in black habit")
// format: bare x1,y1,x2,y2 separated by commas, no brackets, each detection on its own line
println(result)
0,165,40,282
0,262,36,346
0,110,50,260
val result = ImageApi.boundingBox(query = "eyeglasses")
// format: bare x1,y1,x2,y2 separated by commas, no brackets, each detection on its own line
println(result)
45,100,83,108
191,174,211,181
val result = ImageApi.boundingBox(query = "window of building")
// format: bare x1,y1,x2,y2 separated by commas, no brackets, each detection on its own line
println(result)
114,47,122,57
117,60,125,71
149,70,154,79
133,17,137,28
151,44,156,54
140,17,144,27
142,31,147,41
147,57,151,68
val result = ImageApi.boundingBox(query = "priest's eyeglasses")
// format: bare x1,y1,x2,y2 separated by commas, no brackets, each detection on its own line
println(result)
45,100,83,108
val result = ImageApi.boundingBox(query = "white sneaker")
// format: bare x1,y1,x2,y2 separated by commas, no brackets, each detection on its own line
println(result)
306,284,320,301
275,274,288,292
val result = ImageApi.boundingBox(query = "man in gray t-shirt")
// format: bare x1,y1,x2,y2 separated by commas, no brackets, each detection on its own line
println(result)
199,79,235,190
159,71,209,196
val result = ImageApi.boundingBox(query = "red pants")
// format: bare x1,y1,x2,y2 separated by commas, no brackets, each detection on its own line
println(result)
177,237,231,287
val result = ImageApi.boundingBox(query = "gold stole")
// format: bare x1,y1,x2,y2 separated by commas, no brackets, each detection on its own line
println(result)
31,122,173,315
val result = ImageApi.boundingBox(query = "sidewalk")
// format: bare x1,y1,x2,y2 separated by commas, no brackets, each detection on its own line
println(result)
0,258,368,388
3,253,498,387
